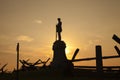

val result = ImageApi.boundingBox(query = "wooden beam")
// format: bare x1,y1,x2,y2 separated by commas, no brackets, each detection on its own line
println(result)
74,66,120,68
114,46,120,56
72,55,120,62
71,48,79,61
112,34,120,44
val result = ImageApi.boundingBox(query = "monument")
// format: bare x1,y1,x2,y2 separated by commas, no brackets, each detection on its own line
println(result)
51,18,73,72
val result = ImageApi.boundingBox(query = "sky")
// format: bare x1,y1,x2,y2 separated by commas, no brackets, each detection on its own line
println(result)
0,0,120,71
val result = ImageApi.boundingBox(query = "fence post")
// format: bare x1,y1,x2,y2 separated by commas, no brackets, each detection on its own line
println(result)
96,45,103,73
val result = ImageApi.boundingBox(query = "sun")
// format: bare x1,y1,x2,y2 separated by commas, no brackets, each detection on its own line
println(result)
65,48,73,59
65,48,70,55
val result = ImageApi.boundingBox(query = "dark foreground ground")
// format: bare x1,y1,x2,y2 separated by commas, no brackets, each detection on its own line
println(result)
0,69,120,80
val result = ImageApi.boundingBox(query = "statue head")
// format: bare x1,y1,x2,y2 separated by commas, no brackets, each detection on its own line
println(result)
57,18,61,21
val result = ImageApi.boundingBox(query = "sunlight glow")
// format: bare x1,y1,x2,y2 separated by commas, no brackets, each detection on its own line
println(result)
65,48,70,55
17,35,34,42
65,47,73,59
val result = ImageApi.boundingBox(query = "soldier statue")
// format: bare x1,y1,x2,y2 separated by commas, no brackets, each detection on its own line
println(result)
56,18,62,41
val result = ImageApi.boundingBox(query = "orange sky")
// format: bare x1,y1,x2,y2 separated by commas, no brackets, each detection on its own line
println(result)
0,0,120,71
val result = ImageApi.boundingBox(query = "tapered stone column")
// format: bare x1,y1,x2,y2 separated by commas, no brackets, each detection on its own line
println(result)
51,40,68,69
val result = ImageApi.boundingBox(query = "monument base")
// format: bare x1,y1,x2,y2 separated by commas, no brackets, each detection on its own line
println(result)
50,40,74,75
51,40,67,69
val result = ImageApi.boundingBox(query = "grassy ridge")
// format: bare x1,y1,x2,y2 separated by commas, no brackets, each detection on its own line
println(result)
0,69,120,80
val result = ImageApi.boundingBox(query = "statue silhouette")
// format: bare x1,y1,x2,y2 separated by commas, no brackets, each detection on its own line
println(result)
56,18,62,41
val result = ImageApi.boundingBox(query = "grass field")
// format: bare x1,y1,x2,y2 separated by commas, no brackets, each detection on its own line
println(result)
0,68,120,80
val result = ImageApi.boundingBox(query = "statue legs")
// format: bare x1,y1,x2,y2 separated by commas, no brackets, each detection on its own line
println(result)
58,32,61,41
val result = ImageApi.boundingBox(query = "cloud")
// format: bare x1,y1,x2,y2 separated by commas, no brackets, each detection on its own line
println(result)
0,35,10,40
17,35,34,42
34,19,42,24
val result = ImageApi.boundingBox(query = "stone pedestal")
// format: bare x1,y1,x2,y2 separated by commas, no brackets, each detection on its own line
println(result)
51,40,68,69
